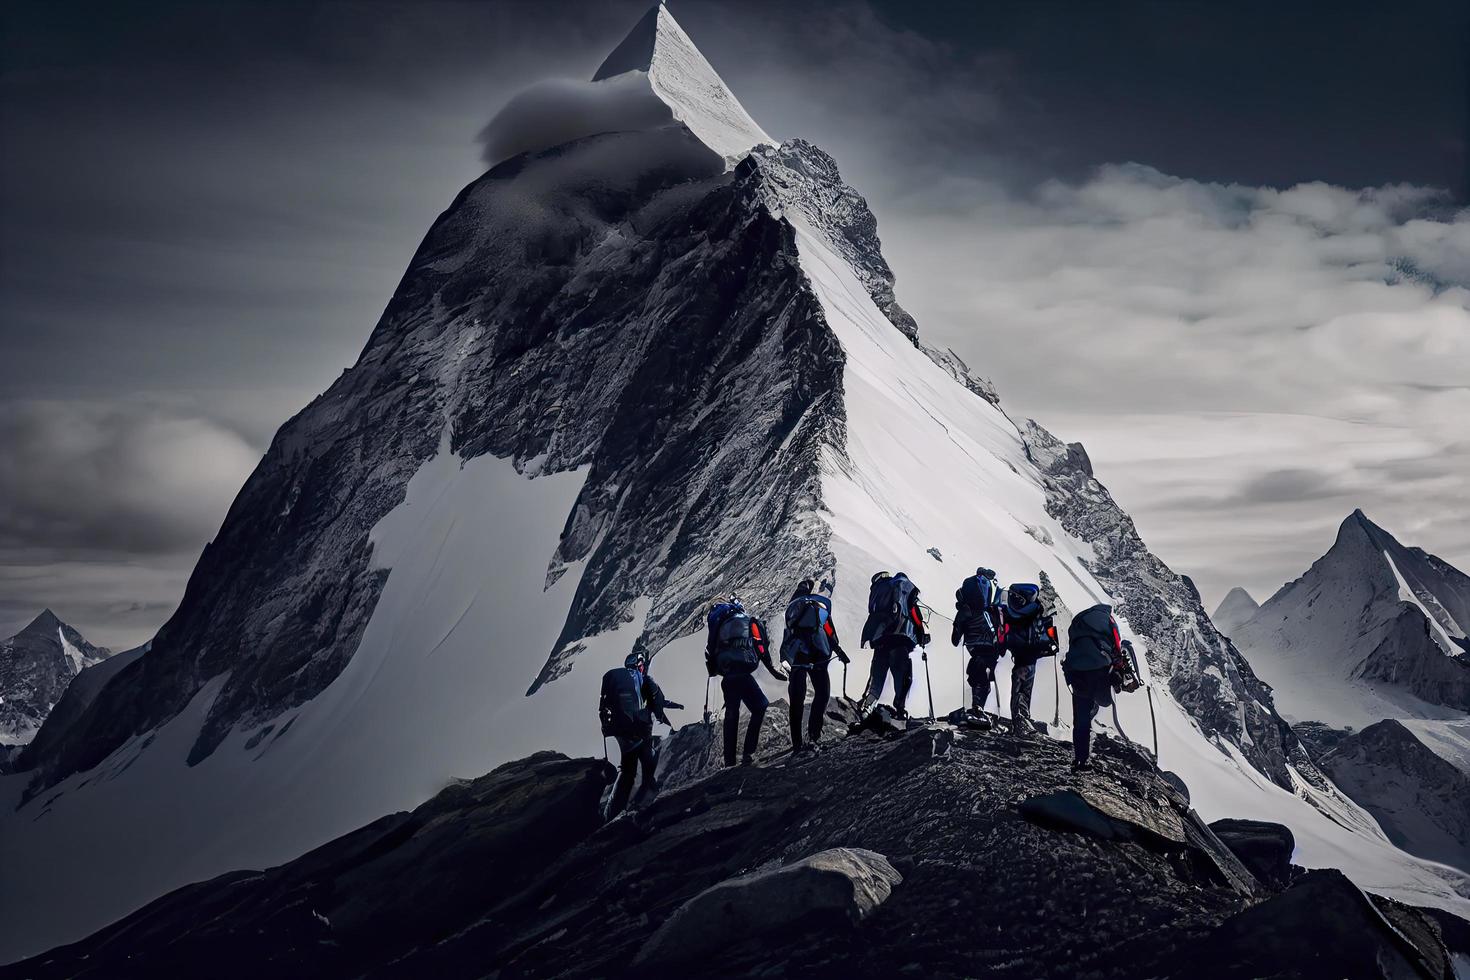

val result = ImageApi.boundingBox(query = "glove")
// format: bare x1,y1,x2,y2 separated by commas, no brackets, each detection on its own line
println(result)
950,624,962,647
919,632,932,647
771,664,790,682
834,646,850,665
1109,670,1124,694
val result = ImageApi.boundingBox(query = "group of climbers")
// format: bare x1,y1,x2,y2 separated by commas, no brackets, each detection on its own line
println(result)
598,566,1144,818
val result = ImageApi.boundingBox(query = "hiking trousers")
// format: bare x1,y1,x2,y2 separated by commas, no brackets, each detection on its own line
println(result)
607,734,657,820
966,644,1001,709
1010,659,1038,733
1067,666,1114,764
867,639,914,714
721,673,768,765
788,664,831,749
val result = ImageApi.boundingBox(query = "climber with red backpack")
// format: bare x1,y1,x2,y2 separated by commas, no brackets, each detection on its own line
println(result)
998,583,1059,736
779,577,849,754
706,596,786,766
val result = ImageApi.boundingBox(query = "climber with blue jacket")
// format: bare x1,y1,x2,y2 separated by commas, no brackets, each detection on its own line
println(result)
859,571,928,719
779,578,849,753
598,650,683,820
951,567,1004,720
706,596,786,766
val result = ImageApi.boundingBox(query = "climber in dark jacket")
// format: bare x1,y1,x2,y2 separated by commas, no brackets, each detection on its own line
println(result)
706,596,786,766
859,571,928,719
598,651,683,820
951,567,1004,719
999,583,1058,736
779,578,849,753
1063,603,1125,769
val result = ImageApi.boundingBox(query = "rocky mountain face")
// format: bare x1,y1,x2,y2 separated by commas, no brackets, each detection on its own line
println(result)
1313,719,1470,875
1212,587,1259,636
0,611,109,747
10,713,1463,980
1020,422,1315,789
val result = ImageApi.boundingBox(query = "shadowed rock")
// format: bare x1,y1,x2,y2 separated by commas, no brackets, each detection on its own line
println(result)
1209,818,1296,891
634,847,900,967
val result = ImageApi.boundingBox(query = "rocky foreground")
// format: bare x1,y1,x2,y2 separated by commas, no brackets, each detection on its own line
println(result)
8,702,1466,979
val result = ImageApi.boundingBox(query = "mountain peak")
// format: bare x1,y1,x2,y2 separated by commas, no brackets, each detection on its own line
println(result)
1212,587,1260,634
593,2,772,165
19,609,63,636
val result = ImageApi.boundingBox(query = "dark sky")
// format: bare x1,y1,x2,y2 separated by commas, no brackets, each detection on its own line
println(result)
2,0,1468,645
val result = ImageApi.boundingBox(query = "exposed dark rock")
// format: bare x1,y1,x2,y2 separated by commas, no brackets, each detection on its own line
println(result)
0,610,110,745
1166,868,1453,980
13,722,1307,979
1292,720,1354,760
1316,719,1470,873
1209,818,1296,891
634,847,901,967
4,752,608,979
1020,419,1317,790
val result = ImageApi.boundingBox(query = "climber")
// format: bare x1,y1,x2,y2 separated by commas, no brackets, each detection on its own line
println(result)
598,650,683,820
998,582,1058,735
779,577,850,753
1063,603,1126,769
951,567,1004,721
706,595,786,766
859,571,928,719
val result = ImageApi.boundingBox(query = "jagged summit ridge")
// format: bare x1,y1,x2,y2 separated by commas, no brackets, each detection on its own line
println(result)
0,611,109,746
593,3,773,166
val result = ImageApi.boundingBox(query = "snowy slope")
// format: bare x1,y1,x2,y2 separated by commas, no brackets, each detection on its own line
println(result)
2,4,1467,963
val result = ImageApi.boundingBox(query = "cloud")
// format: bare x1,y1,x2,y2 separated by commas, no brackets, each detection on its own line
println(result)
0,401,259,556
477,74,672,168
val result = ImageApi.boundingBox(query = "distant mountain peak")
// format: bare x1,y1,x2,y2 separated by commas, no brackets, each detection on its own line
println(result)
593,2,772,165
2,610,110,747
19,609,63,636
1212,587,1260,636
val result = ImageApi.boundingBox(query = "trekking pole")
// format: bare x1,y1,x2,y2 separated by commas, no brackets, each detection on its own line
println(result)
703,677,712,725
922,646,935,721
842,660,848,700
1052,655,1061,727
1147,685,1159,764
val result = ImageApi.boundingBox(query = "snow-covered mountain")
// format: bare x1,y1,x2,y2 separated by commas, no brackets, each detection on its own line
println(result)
1213,586,1260,636
1233,510,1470,724
0,610,109,748
1229,510,1470,873
2,4,1465,962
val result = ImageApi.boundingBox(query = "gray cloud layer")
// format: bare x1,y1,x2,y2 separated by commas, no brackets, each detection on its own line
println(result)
1,0,1466,643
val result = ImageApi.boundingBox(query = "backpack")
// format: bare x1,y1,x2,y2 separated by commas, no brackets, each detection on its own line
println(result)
1003,584,1055,660
599,667,646,737
1065,603,1119,673
714,610,761,676
956,575,1001,646
871,575,917,640
785,594,832,665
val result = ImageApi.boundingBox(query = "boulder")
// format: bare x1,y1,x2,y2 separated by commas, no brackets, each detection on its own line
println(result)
1209,818,1295,891
634,847,901,967
1171,868,1453,980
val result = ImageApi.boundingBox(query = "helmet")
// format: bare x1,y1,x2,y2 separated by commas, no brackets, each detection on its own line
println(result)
977,567,995,579
625,651,647,671
870,571,891,585
796,578,815,594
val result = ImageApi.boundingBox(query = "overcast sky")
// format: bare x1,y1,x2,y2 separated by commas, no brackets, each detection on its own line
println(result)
2,0,1467,647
